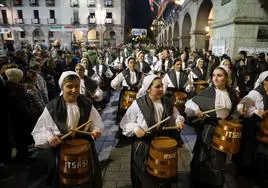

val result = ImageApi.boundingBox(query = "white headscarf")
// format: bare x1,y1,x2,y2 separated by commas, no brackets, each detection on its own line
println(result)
58,71,79,95
196,58,203,67
125,56,135,67
136,74,158,98
254,71,268,88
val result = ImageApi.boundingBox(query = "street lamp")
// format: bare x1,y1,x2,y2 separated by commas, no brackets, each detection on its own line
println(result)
174,0,185,6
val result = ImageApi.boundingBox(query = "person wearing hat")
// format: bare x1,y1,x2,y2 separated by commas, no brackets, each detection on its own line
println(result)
111,57,144,136
120,74,184,187
4,68,36,163
135,51,151,74
235,71,268,187
31,71,104,187
185,66,238,188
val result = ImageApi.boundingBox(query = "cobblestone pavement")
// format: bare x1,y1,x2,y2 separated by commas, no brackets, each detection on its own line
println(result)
0,90,260,188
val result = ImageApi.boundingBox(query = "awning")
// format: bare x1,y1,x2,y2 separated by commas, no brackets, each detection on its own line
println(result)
10,26,24,31
0,27,11,34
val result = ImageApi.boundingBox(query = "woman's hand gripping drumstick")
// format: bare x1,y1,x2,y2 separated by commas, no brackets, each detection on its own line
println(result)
134,116,171,138
192,107,226,123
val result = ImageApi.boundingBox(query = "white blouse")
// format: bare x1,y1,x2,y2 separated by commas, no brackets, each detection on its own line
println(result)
237,90,265,117
162,72,193,93
185,88,232,119
120,100,185,137
32,104,104,148
111,71,143,90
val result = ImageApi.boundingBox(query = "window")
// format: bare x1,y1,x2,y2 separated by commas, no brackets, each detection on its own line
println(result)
70,0,79,7
49,10,55,19
33,10,39,19
20,31,25,38
88,0,95,7
1,10,8,24
17,10,23,19
48,31,54,38
30,0,39,6
104,0,113,7
106,12,112,18
73,10,79,24
7,32,12,38
13,0,23,6
33,30,40,37
46,0,55,6
88,13,96,24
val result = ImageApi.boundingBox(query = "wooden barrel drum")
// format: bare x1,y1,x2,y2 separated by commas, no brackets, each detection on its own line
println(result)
146,137,178,179
256,117,268,143
211,120,242,154
174,92,187,112
193,80,208,94
59,139,91,187
120,91,137,110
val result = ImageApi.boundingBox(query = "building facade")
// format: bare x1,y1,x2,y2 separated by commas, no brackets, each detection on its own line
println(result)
0,0,126,49
154,0,268,58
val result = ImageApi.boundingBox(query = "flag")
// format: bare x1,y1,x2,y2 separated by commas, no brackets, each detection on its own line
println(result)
149,0,155,12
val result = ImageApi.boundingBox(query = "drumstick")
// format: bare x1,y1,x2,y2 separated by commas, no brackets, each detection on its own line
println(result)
60,119,92,140
145,116,171,133
192,107,226,123
72,130,93,136
162,126,178,130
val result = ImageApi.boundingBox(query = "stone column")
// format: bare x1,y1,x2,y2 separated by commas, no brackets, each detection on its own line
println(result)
190,30,209,51
172,38,180,47
179,35,191,49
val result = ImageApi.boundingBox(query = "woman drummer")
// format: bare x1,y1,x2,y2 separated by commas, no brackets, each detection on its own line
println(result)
111,57,144,136
120,75,184,187
185,66,238,188
31,71,104,187
236,70,268,187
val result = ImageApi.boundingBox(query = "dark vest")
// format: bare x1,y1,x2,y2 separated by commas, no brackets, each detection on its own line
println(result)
46,95,93,134
96,64,108,77
192,86,238,118
255,84,268,110
167,69,188,90
84,75,98,95
161,59,173,73
136,61,151,73
122,69,142,89
192,67,205,80
136,95,173,129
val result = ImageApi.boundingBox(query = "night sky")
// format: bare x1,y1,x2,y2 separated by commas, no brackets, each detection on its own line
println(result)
130,0,154,29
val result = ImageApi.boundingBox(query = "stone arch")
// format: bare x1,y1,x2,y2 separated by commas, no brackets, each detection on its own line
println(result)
173,21,180,47
168,26,172,46
87,29,99,40
195,0,213,50
181,13,191,48
164,29,167,45
32,28,45,43
103,29,116,47
72,31,83,42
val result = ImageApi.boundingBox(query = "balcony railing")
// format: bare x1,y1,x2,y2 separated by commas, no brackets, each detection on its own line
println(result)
88,18,96,24
70,0,79,7
46,0,55,6
0,18,9,24
105,18,113,24
13,0,23,6
87,0,95,7
104,0,113,7
15,18,24,24
71,18,80,25
47,18,56,24
31,18,40,24
29,0,39,6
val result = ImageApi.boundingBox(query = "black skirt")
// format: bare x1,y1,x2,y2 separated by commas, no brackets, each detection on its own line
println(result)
190,118,227,187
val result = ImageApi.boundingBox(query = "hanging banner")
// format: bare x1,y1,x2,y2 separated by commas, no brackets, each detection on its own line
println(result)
49,26,64,32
